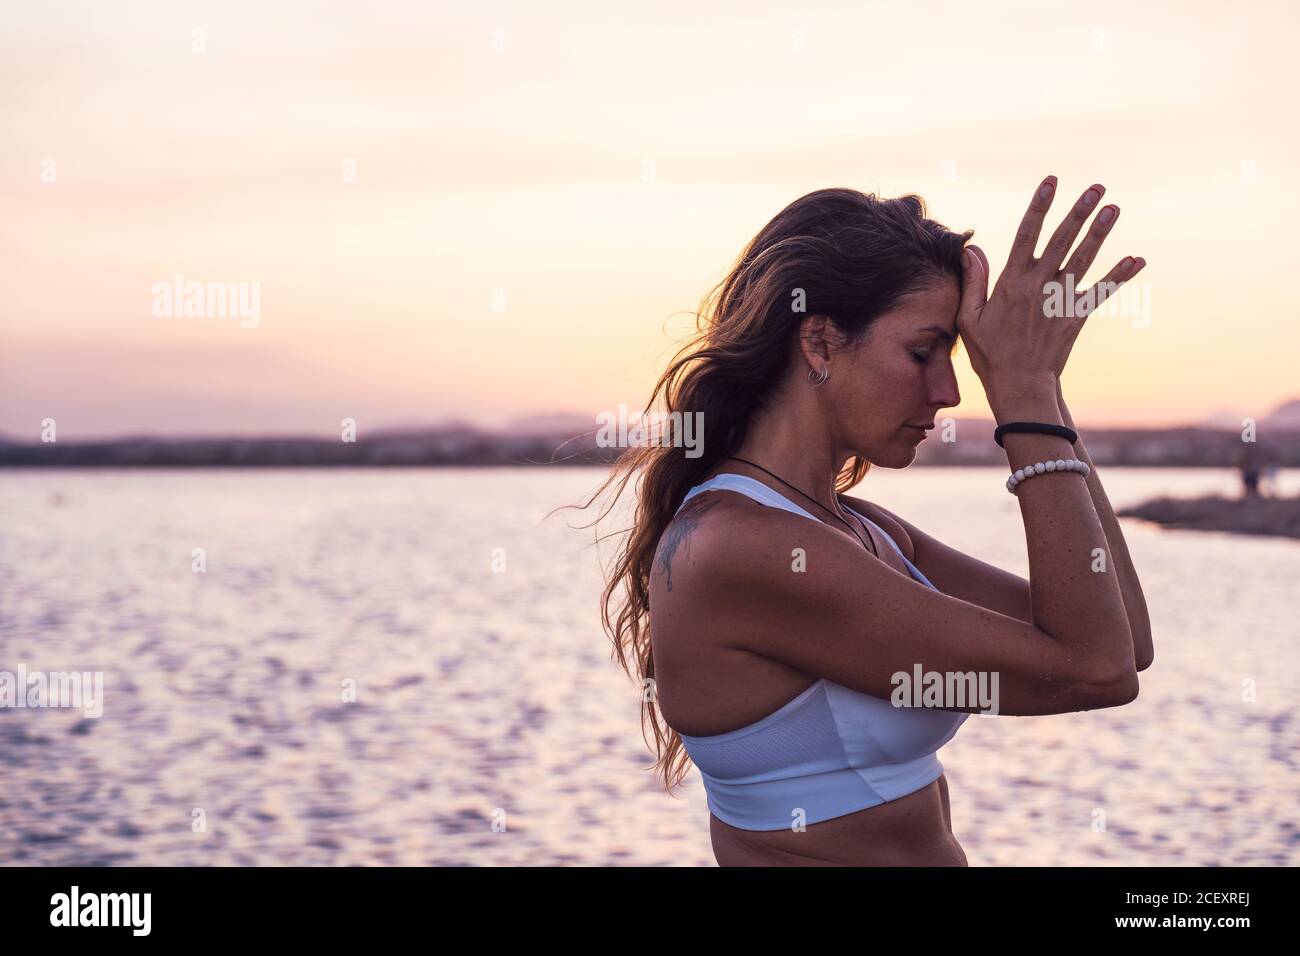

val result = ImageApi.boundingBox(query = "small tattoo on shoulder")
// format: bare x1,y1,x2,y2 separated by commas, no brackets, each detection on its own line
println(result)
656,495,719,592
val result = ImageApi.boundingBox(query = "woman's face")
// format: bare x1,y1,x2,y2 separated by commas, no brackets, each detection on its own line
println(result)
832,276,963,467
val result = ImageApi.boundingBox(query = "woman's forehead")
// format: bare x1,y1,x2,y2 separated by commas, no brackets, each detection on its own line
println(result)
881,282,960,334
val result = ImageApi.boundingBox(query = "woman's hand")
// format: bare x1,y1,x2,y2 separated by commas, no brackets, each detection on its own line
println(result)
957,176,1146,395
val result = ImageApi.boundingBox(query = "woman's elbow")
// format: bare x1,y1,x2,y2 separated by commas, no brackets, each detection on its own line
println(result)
1112,669,1141,704
1135,625,1154,671
1077,667,1141,710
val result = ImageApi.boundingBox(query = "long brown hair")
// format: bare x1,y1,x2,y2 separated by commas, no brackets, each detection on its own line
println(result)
562,187,973,793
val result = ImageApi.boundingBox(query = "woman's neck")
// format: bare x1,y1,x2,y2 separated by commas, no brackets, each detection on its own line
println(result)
726,414,852,517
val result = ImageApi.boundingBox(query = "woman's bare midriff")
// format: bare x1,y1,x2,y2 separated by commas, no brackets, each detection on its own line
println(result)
708,774,967,866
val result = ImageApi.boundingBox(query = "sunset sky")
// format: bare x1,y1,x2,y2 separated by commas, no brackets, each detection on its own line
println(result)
2,0,1297,439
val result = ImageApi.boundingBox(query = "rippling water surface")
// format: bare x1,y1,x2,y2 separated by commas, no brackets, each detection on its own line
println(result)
1,467,1296,866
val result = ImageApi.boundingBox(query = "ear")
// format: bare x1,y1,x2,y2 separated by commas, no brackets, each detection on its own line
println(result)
797,314,841,367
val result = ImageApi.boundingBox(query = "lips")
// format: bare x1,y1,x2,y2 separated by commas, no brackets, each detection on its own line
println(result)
906,423,935,430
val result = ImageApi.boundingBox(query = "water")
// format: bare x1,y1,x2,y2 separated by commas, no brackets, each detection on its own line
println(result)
1,467,1296,866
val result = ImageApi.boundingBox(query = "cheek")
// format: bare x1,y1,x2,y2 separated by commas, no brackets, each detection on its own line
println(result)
844,359,916,420
838,345,923,414
871,356,925,399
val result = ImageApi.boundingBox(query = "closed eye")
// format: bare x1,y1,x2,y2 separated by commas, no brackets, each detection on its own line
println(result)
910,350,929,364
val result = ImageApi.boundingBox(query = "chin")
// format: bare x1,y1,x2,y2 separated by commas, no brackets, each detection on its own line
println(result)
857,443,916,469
886,438,924,468
882,450,918,468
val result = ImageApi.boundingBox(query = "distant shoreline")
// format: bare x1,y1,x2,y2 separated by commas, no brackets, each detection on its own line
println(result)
1118,494,1300,540
2,420,1298,469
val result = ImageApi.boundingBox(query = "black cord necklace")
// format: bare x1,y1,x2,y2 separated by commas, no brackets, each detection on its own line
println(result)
725,456,878,557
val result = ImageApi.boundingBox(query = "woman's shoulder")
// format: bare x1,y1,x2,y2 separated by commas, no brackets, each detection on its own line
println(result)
652,485,825,596
658,484,796,562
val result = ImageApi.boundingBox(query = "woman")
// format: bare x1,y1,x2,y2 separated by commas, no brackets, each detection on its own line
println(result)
585,176,1154,866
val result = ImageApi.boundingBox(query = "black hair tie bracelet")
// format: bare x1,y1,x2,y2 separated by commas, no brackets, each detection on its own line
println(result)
993,421,1078,448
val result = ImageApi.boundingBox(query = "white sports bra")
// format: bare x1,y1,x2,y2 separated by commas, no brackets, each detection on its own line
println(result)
670,472,967,831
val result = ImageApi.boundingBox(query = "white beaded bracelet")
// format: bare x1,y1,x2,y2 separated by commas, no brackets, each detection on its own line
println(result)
1006,457,1090,493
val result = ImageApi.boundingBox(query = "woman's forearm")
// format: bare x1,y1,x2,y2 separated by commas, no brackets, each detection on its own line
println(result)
1056,378,1154,670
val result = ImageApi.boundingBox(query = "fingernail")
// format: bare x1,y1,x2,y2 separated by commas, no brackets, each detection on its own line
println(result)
1039,178,1056,199
1120,256,1135,270
1084,187,1102,206
1099,205,1117,224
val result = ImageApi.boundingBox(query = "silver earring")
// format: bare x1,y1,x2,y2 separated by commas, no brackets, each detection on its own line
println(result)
808,365,829,387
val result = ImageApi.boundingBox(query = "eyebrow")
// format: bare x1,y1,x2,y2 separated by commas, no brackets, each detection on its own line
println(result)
917,325,958,347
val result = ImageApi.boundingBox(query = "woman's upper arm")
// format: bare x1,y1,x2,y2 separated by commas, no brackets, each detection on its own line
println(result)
848,497,1033,625
679,502,1134,717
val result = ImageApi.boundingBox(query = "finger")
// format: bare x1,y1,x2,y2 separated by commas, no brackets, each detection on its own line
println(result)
1062,204,1119,280
1075,256,1146,318
958,245,988,327
1006,175,1059,270
1038,183,1106,276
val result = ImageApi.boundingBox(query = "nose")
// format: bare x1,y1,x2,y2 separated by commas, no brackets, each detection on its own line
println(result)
930,358,960,413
